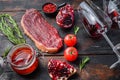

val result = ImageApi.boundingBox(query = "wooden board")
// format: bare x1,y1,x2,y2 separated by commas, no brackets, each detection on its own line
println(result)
2,55,120,80
0,0,120,80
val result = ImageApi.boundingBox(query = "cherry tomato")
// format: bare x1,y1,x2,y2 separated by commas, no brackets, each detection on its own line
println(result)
64,47,78,61
64,34,77,47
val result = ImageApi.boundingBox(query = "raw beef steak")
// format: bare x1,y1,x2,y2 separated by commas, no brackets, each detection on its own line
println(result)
21,9,63,53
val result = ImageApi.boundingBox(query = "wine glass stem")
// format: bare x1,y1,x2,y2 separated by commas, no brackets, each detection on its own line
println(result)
103,0,107,12
102,32,114,48
118,20,120,29
102,32,120,57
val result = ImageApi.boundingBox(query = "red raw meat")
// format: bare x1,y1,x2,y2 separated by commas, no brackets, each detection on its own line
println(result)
56,4,74,28
48,59,76,80
21,9,63,53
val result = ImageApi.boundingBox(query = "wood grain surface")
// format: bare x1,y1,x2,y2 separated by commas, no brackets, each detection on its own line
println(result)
0,0,120,80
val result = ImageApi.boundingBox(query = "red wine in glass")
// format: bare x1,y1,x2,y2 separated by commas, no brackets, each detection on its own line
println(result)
83,17,107,38
78,1,120,69
104,0,120,28
78,1,110,38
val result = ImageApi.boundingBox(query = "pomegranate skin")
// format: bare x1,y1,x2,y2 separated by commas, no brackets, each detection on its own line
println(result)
56,4,74,28
48,59,76,80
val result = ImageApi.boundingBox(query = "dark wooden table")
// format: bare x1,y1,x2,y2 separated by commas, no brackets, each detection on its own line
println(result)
0,0,120,80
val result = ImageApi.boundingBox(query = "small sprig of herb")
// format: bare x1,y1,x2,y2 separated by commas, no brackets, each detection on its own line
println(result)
79,56,90,71
74,26,80,35
0,14,25,45
2,47,11,58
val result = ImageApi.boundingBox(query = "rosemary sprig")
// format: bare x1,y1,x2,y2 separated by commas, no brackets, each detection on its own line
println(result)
74,26,80,35
0,14,25,45
2,47,11,58
79,56,90,71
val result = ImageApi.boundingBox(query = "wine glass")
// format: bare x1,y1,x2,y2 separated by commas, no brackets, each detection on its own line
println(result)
78,1,112,38
0,57,8,80
103,0,120,28
0,57,4,77
78,0,120,69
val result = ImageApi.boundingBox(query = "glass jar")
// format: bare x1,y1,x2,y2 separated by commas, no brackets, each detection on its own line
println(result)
7,44,39,75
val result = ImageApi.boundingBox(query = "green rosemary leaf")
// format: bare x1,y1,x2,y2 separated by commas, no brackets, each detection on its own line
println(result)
79,56,90,71
3,47,11,58
0,14,26,45
74,26,80,35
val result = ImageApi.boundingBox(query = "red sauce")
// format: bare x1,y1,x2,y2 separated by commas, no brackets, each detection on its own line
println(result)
43,3,56,13
11,47,39,75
